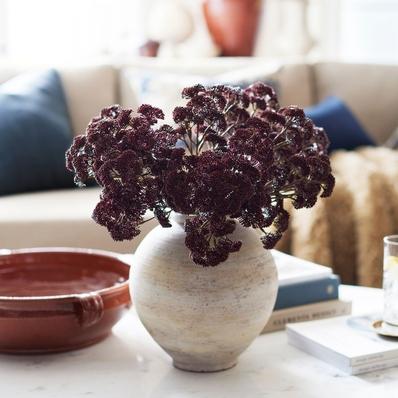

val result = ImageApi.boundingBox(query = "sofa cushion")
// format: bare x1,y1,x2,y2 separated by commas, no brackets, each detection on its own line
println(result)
305,96,375,152
120,59,315,108
207,62,315,106
119,59,278,111
0,65,118,137
268,63,315,108
313,62,398,144
122,68,208,123
0,188,156,253
120,62,314,123
122,68,279,126
59,65,118,136
0,69,75,196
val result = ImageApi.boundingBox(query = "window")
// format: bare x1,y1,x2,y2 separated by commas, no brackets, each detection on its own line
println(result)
339,0,398,63
1,0,397,64
0,0,151,61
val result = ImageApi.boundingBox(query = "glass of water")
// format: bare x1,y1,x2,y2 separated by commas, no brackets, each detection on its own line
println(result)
383,235,398,327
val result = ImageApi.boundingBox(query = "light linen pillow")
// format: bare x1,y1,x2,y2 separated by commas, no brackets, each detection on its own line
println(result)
122,64,279,123
123,70,209,123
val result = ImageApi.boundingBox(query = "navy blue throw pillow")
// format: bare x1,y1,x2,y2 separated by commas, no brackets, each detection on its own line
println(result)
0,69,75,195
305,96,375,152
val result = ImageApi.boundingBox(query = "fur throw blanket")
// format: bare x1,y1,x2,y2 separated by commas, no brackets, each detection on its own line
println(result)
276,147,398,287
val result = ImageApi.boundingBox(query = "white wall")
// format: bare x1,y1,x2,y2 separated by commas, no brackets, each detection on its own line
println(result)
339,0,398,63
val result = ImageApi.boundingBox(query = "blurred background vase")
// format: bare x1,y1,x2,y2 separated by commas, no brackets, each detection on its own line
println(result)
147,0,195,57
203,0,263,56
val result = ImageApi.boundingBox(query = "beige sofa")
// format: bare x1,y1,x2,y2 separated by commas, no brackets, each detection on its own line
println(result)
1,60,397,258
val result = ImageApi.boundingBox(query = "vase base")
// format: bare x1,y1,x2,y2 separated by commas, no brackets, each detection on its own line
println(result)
173,359,237,373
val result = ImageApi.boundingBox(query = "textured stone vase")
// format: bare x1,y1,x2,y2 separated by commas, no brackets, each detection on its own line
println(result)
130,215,278,372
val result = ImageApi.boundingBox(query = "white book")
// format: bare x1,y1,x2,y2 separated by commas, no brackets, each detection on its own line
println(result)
287,315,398,375
350,356,398,375
262,299,352,334
271,250,332,286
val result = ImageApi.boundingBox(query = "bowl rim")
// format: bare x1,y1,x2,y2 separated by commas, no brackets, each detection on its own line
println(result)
0,247,131,302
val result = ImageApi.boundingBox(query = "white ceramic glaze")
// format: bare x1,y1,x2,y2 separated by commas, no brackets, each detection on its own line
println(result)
130,215,278,372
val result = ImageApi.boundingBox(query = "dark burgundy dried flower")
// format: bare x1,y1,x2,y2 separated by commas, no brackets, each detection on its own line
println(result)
182,84,205,99
137,104,164,125
66,83,334,266
185,215,242,267
261,232,282,250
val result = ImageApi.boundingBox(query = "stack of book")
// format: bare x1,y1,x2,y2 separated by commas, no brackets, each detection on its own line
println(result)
262,251,351,333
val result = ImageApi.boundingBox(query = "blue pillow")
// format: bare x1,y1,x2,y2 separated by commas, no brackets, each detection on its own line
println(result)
0,69,74,195
305,96,375,152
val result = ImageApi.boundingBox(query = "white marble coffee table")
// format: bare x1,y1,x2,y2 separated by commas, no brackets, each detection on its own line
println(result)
1,285,396,398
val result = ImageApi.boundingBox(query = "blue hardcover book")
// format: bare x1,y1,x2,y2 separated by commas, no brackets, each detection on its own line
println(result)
274,274,340,310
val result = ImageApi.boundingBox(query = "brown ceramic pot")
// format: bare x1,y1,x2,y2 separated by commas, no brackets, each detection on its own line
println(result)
0,248,131,354
203,0,263,56
139,40,160,57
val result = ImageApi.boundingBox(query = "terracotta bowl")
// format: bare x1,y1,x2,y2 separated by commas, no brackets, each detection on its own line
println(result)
0,248,131,354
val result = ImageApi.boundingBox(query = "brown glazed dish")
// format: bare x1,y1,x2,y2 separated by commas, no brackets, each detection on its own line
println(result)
0,248,131,354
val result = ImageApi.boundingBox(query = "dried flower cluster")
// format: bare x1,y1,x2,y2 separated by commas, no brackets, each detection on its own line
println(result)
66,82,334,266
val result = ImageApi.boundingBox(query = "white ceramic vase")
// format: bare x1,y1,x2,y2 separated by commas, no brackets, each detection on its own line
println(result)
130,215,278,372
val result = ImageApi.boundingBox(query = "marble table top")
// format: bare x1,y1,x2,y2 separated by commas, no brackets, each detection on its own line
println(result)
1,285,397,398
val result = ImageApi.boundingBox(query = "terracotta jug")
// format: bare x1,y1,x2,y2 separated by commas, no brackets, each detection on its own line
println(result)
203,0,263,56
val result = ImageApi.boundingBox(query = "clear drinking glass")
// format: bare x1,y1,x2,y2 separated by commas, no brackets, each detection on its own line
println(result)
383,235,398,326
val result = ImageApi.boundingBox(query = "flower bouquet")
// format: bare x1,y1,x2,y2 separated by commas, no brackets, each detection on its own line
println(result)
66,82,334,371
